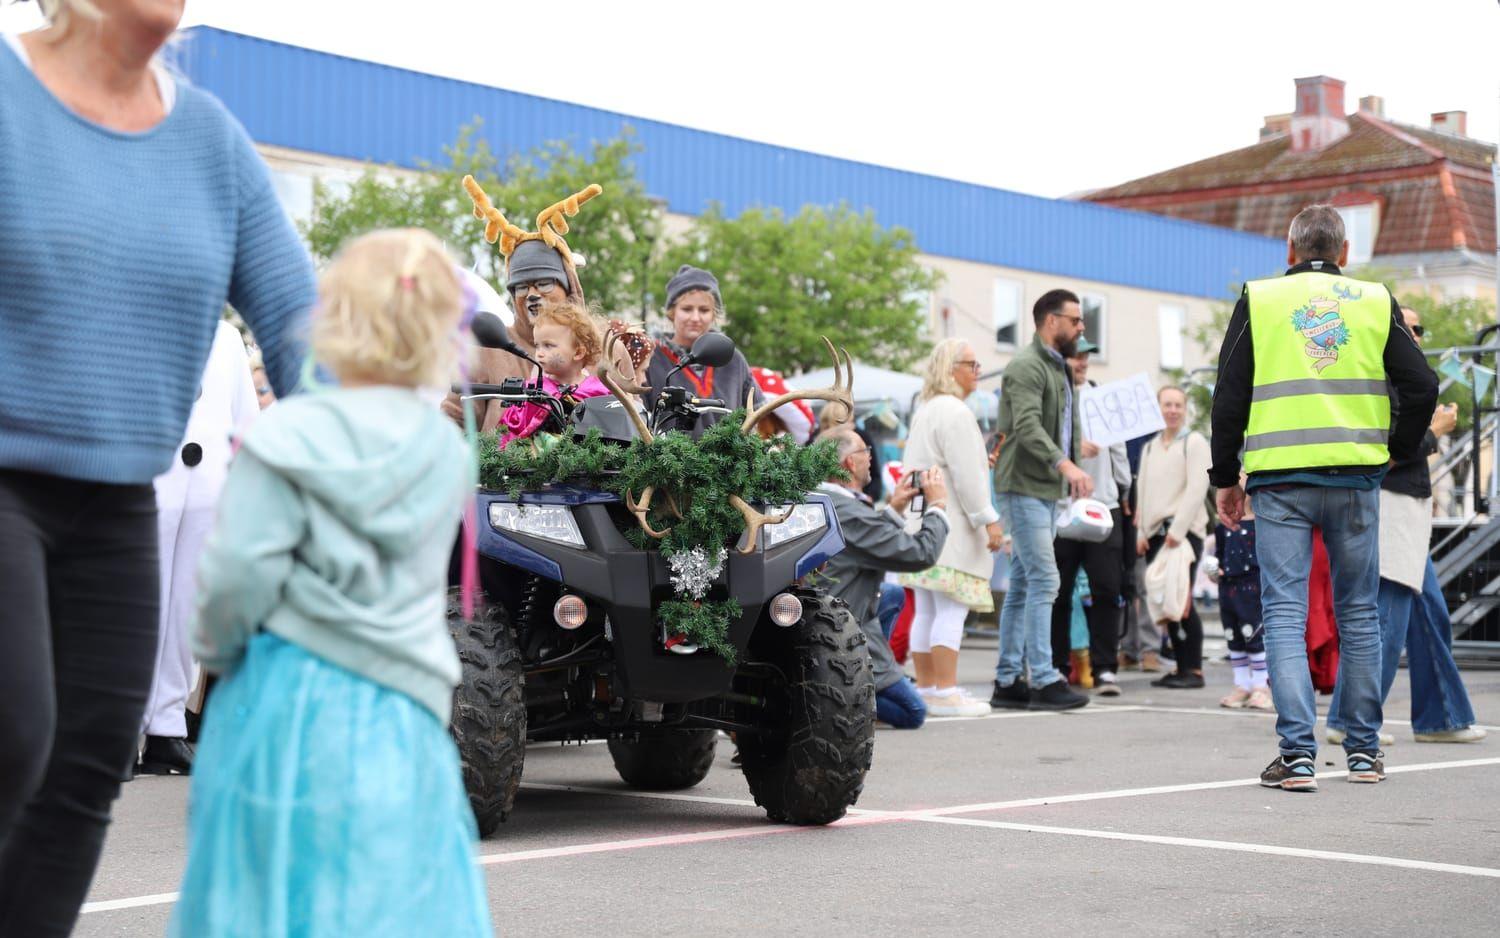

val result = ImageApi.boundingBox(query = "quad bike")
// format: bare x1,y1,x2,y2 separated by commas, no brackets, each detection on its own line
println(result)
449,313,875,836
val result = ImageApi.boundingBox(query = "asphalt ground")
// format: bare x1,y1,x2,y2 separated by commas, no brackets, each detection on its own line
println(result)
77,639,1500,937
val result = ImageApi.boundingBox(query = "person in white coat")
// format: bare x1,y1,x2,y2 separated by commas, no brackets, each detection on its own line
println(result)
136,321,258,775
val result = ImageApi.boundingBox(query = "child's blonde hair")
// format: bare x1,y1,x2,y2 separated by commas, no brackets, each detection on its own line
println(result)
533,301,604,370
313,229,462,387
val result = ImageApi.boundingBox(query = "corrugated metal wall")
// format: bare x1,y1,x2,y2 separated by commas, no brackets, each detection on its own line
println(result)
176,27,1284,300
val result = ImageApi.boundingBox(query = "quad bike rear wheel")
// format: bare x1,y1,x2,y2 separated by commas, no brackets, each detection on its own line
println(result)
447,589,527,837
738,588,875,824
608,729,718,790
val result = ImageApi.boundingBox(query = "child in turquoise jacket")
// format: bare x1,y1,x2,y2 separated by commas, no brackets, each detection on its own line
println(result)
171,230,491,937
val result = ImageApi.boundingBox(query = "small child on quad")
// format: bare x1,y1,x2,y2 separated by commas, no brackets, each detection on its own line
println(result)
500,300,611,447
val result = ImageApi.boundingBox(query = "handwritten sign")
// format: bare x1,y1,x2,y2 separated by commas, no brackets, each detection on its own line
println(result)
1079,373,1165,448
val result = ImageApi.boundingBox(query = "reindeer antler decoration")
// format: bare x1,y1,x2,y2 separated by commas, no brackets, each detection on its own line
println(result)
461,175,603,264
729,335,855,553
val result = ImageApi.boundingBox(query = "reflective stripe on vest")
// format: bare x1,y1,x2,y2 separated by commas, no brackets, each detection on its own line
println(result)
1244,272,1392,473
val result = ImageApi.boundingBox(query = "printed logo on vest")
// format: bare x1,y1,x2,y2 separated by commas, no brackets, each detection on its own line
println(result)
1291,297,1350,373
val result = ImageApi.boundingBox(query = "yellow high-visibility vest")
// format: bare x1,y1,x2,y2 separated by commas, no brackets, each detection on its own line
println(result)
1243,271,1392,473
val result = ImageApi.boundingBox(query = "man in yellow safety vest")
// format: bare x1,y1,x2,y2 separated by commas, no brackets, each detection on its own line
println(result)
1210,204,1437,792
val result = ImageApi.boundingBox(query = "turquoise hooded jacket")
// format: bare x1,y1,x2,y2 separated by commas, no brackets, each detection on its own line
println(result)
193,387,476,722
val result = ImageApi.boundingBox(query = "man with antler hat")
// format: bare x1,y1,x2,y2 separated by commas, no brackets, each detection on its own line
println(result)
443,177,649,432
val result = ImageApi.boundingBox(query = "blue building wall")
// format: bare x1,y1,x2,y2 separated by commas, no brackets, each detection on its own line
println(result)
176,27,1284,301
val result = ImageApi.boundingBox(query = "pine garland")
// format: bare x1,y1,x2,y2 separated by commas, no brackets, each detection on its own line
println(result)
477,413,846,661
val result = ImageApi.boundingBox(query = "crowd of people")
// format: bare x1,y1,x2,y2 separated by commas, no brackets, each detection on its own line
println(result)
0,1,1490,935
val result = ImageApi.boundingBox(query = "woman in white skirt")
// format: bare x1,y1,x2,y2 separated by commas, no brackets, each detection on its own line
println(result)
898,339,1003,717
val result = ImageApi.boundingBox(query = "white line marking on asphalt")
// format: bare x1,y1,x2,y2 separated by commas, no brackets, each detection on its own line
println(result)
913,815,1500,878
78,756,1500,914
922,705,1146,724
80,892,180,914
477,814,892,865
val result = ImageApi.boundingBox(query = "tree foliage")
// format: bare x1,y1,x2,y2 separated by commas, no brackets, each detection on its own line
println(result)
301,124,662,318
652,204,940,375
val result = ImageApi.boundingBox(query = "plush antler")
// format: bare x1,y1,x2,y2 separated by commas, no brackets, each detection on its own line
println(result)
625,487,672,539
728,495,791,555
534,184,604,255
462,175,529,256
741,336,853,432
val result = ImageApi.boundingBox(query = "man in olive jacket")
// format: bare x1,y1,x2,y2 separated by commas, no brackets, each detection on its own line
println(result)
816,428,949,728
991,289,1094,712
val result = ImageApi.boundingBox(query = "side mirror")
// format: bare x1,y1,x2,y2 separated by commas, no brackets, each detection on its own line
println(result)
688,332,736,368
471,311,514,351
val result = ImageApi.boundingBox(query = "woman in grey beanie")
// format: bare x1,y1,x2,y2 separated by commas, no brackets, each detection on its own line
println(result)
644,265,762,434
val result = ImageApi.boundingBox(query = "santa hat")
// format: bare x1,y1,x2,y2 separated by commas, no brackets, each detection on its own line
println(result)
750,367,814,445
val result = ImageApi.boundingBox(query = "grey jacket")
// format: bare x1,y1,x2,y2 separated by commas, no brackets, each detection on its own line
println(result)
818,483,948,691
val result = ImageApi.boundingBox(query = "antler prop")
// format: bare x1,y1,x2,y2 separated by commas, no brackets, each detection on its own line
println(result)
594,329,657,444
461,176,604,263
625,487,673,539
741,336,853,432
462,175,529,256
534,184,604,255
728,495,791,555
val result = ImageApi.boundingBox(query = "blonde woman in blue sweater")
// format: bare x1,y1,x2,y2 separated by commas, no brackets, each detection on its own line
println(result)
171,229,490,937
0,2,314,933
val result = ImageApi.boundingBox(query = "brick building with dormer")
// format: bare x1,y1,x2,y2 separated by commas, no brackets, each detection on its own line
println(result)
1082,76,1497,303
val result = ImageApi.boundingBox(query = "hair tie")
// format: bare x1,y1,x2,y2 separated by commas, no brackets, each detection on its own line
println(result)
398,274,416,292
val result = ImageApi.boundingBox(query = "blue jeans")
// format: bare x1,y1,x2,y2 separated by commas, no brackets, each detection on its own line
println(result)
994,493,1062,688
877,582,906,641
876,678,927,728
1327,556,1477,735
1254,485,1383,757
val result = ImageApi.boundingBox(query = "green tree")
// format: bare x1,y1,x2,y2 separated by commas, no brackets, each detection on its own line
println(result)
652,204,940,375
301,123,662,318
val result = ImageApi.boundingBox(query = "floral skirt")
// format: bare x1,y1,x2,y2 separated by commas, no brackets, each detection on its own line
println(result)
170,633,493,938
896,564,995,612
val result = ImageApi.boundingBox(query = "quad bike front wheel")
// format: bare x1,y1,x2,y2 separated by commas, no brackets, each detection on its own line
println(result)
447,588,527,837
738,588,875,824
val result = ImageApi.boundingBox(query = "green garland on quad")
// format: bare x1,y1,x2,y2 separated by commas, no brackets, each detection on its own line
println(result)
477,416,845,662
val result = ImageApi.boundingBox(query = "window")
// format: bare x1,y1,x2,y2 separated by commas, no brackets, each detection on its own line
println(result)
1158,304,1186,370
1336,204,1379,266
1080,292,1107,360
992,278,1023,350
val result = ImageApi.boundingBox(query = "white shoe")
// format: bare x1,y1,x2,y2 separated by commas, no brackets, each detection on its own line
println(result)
926,691,990,718
1326,726,1394,746
1414,726,1487,743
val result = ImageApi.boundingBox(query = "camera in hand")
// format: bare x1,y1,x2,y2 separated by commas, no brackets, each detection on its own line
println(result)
904,469,926,512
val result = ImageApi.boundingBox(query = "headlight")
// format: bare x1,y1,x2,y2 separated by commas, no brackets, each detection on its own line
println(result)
488,503,585,549
761,503,827,549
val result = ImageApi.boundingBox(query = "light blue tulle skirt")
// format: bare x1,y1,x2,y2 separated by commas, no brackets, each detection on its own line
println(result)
170,634,493,938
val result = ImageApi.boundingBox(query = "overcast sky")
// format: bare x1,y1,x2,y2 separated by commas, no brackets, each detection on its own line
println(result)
7,0,1497,197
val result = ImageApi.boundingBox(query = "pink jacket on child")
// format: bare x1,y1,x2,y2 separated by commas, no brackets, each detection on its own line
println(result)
499,374,610,448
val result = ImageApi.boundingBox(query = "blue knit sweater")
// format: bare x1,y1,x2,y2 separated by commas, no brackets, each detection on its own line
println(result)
0,41,315,485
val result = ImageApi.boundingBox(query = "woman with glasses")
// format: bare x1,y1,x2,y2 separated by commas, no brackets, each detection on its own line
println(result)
895,339,1002,717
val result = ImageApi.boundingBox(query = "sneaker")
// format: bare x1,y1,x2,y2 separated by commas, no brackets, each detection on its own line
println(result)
1219,686,1252,709
1414,727,1487,744
1260,753,1318,791
1150,671,1205,689
1326,726,1394,747
664,634,699,654
1029,679,1089,711
1346,751,1386,783
926,691,991,718
136,735,194,776
989,678,1030,710
1118,653,1139,672
1245,687,1274,711
1094,672,1122,697
1139,651,1163,673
